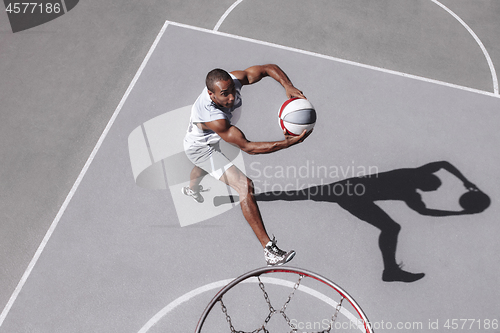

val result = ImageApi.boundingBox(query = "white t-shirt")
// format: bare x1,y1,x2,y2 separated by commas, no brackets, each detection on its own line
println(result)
184,74,242,147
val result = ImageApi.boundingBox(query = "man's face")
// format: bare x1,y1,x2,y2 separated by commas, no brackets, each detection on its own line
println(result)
208,79,236,108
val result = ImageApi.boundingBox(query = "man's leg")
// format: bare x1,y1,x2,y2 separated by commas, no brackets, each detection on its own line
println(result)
219,165,270,247
218,164,295,265
189,165,207,190
182,165,208,203
337,199,425,282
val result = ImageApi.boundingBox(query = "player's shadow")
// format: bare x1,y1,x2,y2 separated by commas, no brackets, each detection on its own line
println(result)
214,161,490,283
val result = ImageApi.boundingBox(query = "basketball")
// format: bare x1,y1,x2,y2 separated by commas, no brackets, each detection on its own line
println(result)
278,97,316,136
459,190,490,213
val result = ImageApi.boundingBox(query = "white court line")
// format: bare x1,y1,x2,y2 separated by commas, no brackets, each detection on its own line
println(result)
137,277,362,333
61,0,68,13
431,0,499,95
213,0,244,31
0,20,172,328
137,279,232,333
214,0,498,96
169,21,499,99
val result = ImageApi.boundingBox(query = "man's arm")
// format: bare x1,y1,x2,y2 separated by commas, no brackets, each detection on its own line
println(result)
406,197,468,216
231,64,306,99
417,161,477,190
202,119,309,155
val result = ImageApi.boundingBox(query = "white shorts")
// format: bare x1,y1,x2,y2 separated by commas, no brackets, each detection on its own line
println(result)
183,140,234,180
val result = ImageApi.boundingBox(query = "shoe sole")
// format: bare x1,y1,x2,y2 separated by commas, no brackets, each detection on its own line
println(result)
267,250,296,266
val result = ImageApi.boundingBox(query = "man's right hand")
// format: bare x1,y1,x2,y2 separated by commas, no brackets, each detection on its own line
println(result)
284,129,313,148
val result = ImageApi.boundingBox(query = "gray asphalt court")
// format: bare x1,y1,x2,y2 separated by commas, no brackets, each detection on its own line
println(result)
1,1,499,332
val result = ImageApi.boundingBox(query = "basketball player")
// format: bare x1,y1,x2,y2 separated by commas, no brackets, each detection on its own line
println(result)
182,64,311,266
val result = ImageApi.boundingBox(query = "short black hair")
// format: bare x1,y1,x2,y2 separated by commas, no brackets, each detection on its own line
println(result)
206,68,231,92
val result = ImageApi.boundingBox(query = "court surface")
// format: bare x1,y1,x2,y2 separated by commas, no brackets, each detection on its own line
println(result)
1,1,499,333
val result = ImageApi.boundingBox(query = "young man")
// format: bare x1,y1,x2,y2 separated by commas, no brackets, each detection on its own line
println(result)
183,64,311,265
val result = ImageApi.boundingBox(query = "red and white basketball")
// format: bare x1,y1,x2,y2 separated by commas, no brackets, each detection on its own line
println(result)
278,98,316,136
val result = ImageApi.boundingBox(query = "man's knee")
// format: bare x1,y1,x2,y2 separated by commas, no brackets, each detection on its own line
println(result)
235,177,254,197
241,176,254,192
192,165,207,176
388,222,401,234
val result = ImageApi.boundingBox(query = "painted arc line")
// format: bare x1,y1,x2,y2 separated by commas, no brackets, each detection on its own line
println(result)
214,0,498,96
137,279,232,333
61,0,68,13
137,277,363,333
0,20,172,328
214,0,244,31
167,20,499,99
430,0,499,95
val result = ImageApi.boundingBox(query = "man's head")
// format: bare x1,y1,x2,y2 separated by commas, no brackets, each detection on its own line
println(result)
206,68,236,108
416,173,442,192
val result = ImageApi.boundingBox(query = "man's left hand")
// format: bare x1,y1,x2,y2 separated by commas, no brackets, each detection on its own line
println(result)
285,85,306,99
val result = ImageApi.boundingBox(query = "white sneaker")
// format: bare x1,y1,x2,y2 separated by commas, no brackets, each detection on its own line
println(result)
264,236,296,266
181,185,205,203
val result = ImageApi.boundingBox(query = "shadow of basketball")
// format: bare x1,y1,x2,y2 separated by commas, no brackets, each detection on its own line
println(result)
459,189,490,213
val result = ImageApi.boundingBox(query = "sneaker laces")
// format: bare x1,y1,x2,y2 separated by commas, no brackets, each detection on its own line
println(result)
266,236,286,256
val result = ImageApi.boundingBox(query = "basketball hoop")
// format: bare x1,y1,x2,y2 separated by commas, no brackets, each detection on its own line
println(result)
195,267,374,333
